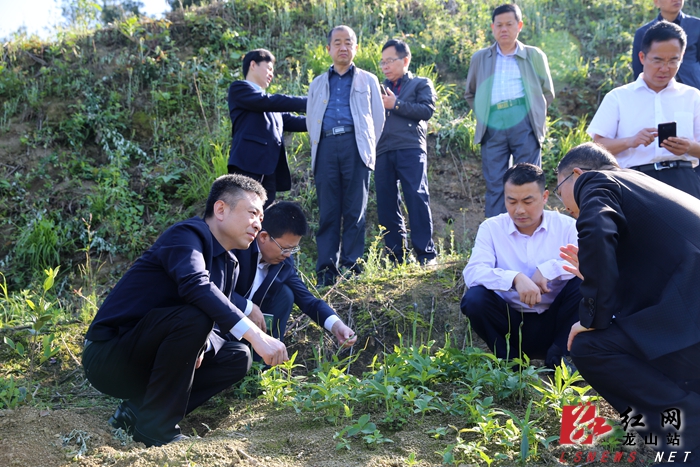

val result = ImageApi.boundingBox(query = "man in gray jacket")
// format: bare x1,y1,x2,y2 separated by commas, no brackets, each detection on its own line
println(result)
375,39,437,265
465,3,554,217
307,25,385,286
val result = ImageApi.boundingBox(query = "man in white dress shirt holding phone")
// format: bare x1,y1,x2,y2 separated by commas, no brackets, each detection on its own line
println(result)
587,20,700,197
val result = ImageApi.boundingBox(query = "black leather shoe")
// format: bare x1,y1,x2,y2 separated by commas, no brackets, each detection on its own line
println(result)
132,429,190,448
108,401,138,434
544,344,577,373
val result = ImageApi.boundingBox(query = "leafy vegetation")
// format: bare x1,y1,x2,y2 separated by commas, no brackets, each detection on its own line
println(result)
255,333,597,464
1,0,694,464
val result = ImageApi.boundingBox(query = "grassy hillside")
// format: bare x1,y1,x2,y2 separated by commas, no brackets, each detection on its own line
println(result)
3,0,692,288
0,1,697,465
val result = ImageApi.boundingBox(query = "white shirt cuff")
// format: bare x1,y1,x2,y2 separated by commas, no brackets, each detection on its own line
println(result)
538,259,569,281
323,315,341,333
230,316,254,340
244,300,253,316
501,270,520,291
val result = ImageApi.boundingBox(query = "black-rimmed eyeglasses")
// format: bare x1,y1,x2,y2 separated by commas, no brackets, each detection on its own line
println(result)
554,168,592,201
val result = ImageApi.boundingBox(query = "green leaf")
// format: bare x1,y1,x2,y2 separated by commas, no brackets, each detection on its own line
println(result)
356,413,370,426
520,426,530,463
43,266,59,292
360,423,376,434
4,336,15,349
478,449,493,467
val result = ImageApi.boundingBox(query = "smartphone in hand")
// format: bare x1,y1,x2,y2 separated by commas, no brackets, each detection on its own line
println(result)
380,84,388,96
658,122,677,147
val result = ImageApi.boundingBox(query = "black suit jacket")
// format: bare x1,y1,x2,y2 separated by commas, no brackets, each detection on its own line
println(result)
86,217,245,342
227,80,307,191
231,241,338,329
575,169,700,360
376,72,436,155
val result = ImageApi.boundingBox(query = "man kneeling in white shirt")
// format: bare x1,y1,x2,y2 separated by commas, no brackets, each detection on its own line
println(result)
461,163,581,369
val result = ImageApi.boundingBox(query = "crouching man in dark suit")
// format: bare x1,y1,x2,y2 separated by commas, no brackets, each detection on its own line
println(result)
232,201,357,347
557,142,700,462
82,175,288,447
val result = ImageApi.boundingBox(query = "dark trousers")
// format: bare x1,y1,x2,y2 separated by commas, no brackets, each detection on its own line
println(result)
571,323,700,457
251,284,295,363
481,105,541,217
82,305,251,443
460,279,581,365
314,132,370,279
636,166,700,200
228,165,276,208
375,148,436,263
260,283,295,342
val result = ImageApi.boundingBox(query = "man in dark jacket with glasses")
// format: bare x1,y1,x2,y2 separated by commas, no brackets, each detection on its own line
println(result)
232,201,356,347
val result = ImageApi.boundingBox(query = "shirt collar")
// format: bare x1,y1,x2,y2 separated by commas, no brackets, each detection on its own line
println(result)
495,41,525,58
253,238,267,266
505,211,548,236
633,73,678,92
209,227,237,264
656,11,685,25
387,71,412,88
256,251,268,268
329,64,355,78
245,79,263,91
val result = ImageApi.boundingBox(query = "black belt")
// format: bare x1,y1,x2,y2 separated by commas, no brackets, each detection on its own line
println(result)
490,97,526,112
323,125,354,137
630,160,692,173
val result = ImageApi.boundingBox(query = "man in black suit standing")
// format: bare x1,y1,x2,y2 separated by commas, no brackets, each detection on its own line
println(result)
375,39,437,266
227,49,307,206
556,142,700,462
232,201,357,347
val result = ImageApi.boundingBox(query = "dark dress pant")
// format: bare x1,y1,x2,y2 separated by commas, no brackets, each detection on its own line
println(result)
228,165,277,208
314,132,370,281
260,283,295,342
375,148,436,264
82,305,251,443
481,104,541,217
571,323,700,459
250,284,295,364
460,278,581,366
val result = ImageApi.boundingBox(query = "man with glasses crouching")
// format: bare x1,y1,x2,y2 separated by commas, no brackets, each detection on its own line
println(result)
232,201,356,350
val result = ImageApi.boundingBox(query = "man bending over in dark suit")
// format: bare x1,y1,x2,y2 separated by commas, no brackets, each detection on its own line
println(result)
557,142,700,463
232,201,357,348
82,175,288,447
228,49,307,206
